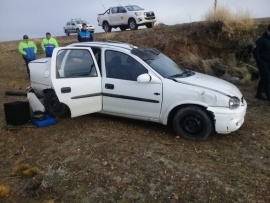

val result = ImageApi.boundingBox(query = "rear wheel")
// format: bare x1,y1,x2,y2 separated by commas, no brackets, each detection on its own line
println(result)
65,30,69,36
128,19,138,30
103,22,112,32
120,26,127,31
172,105,213,140
44,91,68,117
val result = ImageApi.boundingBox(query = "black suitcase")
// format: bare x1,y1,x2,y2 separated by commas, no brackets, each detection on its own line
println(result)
4,101,31,126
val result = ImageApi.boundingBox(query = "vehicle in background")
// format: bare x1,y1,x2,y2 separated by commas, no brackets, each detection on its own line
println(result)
64,19,95,36
28,41,246,141
97,5,156,32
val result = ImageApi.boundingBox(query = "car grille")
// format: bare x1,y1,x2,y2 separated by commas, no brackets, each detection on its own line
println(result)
146,12,155,17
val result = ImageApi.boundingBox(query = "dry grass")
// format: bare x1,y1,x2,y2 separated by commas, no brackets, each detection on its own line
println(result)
204,5,257,43
11,163,39,178
0,185,10,199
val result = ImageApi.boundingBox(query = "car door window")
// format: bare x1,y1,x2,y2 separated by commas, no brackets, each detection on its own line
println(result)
118,6,126,13
111,7,117,14
56,49,97,78
105,50,148,81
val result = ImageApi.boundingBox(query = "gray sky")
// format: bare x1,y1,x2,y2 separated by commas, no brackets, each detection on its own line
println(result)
0,0,269,42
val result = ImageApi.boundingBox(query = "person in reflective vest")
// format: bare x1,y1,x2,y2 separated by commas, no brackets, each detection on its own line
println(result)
18,35,37,77
41,32,59,57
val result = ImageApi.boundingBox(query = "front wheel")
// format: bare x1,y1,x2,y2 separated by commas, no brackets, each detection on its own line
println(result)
172,106,213,140
76,28,80,34
44,91,69,117
146,23,154,28
103,22,112,32
65,30,69,36
128,19,138,30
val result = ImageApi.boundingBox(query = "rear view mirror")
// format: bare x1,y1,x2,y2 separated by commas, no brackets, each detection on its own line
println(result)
137,73,151,83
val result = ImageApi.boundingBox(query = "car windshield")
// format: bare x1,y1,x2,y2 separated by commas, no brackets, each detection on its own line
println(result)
76,20,88,24
145,53,186,78
125,5,144,11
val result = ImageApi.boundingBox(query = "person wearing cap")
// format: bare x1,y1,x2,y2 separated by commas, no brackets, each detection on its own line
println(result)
253,24,270,101
41,32,59,57
18,35,37,77
78,23,93,42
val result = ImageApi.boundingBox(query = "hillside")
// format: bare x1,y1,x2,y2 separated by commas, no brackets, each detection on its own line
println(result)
0,19,270,203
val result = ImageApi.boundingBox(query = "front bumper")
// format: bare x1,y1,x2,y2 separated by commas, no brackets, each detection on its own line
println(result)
207,99,247,134
136,17,156,25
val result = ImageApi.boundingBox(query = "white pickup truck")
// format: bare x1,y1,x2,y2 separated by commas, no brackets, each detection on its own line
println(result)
97,5,156,32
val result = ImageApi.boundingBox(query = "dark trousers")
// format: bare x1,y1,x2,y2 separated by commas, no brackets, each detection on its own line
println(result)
256,62,270,100
22,57,32,76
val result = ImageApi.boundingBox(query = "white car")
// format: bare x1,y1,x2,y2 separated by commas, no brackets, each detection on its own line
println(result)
29,41,247,140
63,19,95,36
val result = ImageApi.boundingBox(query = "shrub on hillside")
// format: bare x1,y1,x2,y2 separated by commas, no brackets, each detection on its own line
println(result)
204,6,257,44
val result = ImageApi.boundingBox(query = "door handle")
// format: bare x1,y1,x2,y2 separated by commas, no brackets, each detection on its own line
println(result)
61,87,71,93
105,83,114,90
154,92,160,95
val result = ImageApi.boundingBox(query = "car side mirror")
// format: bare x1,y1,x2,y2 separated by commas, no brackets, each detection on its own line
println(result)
137,73,151,83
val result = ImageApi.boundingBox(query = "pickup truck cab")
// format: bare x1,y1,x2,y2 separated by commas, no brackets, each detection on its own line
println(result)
97,5,156,32
29,41,246,140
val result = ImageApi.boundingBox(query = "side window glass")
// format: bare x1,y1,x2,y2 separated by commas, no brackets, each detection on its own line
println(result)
56,49,97,78
111,7,117,14
71,22,75,25
105,50,147,81
118,6,126,13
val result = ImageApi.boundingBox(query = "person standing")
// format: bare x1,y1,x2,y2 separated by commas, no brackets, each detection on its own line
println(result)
253,24,270,101
18,35,37,77
41,32,59,57
78,23,93,42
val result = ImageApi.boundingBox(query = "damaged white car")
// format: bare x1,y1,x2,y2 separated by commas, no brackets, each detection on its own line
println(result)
28,41,247,140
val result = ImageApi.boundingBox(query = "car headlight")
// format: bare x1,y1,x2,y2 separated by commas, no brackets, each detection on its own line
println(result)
135,12,143,16
229,97,240,109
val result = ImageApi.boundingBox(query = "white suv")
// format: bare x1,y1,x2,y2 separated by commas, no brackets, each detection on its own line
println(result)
64,19,95,36
29,41,246,140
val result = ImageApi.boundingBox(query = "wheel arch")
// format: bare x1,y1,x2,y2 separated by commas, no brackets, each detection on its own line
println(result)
43,88,71,117
166,104,215,129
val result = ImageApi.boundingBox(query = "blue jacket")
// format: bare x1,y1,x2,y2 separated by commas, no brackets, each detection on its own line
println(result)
78,29,93,42
18,40,37,60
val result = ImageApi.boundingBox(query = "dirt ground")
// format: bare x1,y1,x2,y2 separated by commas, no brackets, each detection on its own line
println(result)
0,29,270,203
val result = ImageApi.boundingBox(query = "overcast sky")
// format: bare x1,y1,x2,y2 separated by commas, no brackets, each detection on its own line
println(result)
0,0,269,42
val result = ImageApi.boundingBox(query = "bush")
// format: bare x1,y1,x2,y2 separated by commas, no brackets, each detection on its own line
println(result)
204,5,257,44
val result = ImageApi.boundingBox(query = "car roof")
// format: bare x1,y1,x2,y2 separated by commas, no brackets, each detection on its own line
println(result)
68,41,136,52
68,41,160,61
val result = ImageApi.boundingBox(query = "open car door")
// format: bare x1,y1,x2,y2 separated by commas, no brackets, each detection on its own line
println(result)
50,47,102,117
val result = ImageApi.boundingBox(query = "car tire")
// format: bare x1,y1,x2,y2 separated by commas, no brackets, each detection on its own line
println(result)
44,91,69,117
172,105,213,140
65,30,69,36
146,23,154,28
103,22,112,32
128,19,138,30
76,28,80,34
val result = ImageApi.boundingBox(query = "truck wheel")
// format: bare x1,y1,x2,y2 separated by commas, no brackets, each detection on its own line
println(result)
120,26,127,31
65,30,69,36
76,28,80,33
44,91,68,117
146,23,154,28
172,105,213,140
103,22,112,32
128,19,138,30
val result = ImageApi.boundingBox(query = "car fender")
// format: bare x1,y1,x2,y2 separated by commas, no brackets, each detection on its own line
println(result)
160,100,209,125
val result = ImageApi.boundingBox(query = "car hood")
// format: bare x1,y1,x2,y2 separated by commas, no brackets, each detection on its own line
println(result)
174,72,242,98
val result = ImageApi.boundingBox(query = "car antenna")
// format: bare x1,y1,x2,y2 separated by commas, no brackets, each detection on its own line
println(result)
98,0,106,10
